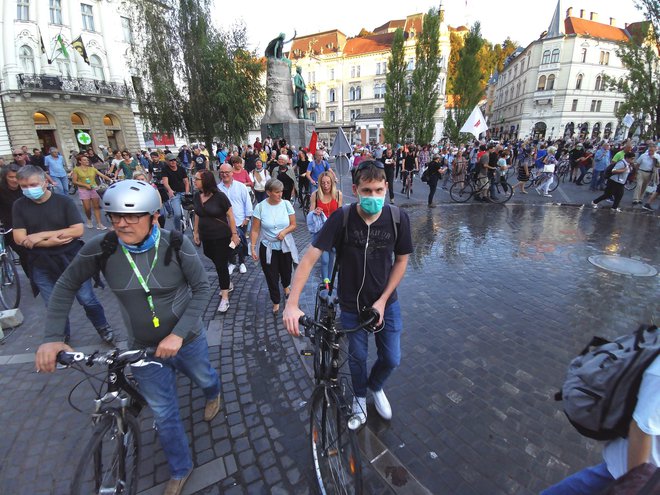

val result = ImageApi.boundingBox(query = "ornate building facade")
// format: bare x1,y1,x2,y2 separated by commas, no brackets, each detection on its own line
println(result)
0,0,144,157
288,10,451,145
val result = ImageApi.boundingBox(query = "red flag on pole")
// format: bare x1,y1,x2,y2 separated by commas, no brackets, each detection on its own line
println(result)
308,131,318,155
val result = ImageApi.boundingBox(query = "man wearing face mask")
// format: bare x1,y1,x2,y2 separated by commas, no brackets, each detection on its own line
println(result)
12,166,113,344
284,160,413,427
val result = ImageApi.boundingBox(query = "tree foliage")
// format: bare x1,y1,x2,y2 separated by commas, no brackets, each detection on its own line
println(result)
446,32,465,94
409,8,442,144
125,0,264,146
445,23,485,143
384,28,409,145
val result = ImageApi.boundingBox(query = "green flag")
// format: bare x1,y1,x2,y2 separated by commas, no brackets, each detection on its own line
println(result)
57,35,69,59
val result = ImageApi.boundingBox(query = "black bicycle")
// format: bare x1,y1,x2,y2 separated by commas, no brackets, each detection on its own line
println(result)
450,173,513,204
56,348,156,495
300,190,311,216
299,283,381,495
0,225,20,310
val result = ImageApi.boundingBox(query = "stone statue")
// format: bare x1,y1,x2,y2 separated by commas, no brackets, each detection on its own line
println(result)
293,66,308,120
264,31,297,60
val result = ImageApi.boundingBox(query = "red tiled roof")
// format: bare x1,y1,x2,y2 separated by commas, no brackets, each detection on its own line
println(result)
289,30,347,59
343,32,396,56
373,19,405,34
404,14,423,35
564,17,629,42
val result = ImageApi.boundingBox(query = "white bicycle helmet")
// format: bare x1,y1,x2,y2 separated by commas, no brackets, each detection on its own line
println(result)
102,180,161,214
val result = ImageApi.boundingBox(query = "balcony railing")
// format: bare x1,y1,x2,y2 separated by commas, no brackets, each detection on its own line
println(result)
16,74,132,99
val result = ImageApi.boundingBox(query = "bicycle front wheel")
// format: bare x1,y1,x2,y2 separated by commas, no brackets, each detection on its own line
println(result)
548,173,560,192
449,181,474,203
71,413,141,495
0,254,20,310
310,386,362,495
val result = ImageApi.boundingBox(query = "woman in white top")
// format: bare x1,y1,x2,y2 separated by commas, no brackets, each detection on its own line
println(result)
249,159,270,203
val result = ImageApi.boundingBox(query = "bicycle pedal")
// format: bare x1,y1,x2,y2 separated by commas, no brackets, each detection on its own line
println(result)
300,349,315,357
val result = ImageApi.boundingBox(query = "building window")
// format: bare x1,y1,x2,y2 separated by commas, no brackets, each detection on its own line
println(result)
382,62,387,73
551,49,560,63
580,48,587,63
542,50,551,65
526,52,531,70
356,65,360,77
34,112,50,125
81,3,95,31
329,110,335,122
17,0,30,20
349,87,355,100
614,101,621,113
537,75,546,91
329,68,335,80
516,82,521,97
571,99,578,111
310,113,317,123
596,100,602,112
90,54,104,80
374,83,385,99
121,17,133,43
57,59,71,78
594,75,602,91
376,63,381,75
590,100,597,112
407,58,414,71
547,74,555,90
310,90,318,104
355,86,361,100
19,45,35,73
576,74,583,90
50,0,62,24
328,88,336,102
599,51,610,65
514,65,518,77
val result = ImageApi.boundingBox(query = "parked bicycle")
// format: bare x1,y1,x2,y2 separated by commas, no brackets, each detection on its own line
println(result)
0,225,20,310
450,174,513,204
298,282,381,494
56,347,157,495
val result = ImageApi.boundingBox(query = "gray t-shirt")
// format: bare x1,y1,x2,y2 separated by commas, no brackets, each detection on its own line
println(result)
44,230,210,348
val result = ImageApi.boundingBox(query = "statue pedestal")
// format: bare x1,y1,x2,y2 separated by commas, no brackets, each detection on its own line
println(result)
261,58,314,148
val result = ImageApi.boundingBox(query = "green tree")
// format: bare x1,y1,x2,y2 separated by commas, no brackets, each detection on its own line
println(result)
446,32,465,94
126,0,264,146
445,23,485,143
384,28,409,144
409,8,442,144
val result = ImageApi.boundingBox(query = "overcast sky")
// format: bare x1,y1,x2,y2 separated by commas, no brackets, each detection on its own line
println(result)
211,0,644,53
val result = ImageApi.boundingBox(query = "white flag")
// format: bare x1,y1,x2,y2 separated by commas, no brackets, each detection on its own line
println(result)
460,105,489,139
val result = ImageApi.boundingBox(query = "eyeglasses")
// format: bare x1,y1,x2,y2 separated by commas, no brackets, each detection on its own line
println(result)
194,177,202,181
219,171,232,175
105,213,149,224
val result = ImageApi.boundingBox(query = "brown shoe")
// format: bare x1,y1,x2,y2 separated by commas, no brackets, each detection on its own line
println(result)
163,470,192,495
203,395,221,422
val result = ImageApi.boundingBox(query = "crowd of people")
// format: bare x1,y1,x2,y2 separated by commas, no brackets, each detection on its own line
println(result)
1,131,657,495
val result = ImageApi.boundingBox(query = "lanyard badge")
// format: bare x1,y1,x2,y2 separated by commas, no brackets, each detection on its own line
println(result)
121,236,161,328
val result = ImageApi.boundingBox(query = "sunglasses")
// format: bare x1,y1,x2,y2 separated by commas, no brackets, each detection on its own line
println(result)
356,161,384,172
13,153,24,157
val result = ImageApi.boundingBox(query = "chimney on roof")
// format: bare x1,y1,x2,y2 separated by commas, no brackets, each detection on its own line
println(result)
610,17,616,26
579,9,585,18
590,12,598,22
566,7,573,17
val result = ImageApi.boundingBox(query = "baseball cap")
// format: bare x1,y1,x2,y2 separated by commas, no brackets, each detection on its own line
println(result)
165,153,177,161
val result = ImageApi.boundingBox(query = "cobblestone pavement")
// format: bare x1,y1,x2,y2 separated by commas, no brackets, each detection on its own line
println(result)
0,191,658,494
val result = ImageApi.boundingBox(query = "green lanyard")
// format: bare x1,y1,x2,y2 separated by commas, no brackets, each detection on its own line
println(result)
121,235,161,328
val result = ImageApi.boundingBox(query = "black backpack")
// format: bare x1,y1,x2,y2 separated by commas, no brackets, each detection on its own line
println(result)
555,324,660,441
604,161,617,179
94,229,184,288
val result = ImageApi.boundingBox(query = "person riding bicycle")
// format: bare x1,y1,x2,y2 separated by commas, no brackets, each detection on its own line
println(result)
35,180,221,495
284,160,413,426
400,146,419,194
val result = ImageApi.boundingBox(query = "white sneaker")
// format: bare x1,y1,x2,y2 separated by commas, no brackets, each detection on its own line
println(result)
371,388,392,420
228,264,236,275
239,263,247,274
543,193,552,198
217,299,229,313
350,397,367,428
591,202,598,209
86,220,93,228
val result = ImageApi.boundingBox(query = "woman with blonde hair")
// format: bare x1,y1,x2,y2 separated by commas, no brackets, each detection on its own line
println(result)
310,171,342,282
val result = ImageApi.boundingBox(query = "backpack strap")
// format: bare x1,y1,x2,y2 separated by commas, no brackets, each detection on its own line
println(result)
97,231,119,274
164,229,183,266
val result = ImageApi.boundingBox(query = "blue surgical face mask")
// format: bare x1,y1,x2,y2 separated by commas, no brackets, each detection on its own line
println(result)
22,186,46,201
358,194,385,215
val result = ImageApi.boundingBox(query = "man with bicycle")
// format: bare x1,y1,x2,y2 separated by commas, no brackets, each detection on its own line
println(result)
284,160,413,425
161,153,190,232
35,180,220,495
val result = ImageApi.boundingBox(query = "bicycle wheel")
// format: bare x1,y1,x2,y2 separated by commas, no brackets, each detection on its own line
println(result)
310,386,362,495
0,254,20,310
302,194,311,217
547,173,560,192
583,170,593,184
71,413,141,495
449,181,474,203
489,180,513,204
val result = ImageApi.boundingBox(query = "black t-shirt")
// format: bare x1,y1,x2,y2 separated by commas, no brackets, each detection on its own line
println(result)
297,158,310,176
245,154,258,173
161,164,188,193
404,152,417,171
31,155,47,172
426,160,444,182
0,187,23,228
149,160,166,182
193,191,233,241
12,193,82,235
192,154,208,171
313,204,413,313
381,154,396,169
277,168,295,199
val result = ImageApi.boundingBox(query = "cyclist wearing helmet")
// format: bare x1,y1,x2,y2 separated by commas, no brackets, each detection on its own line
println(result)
35,180,220,495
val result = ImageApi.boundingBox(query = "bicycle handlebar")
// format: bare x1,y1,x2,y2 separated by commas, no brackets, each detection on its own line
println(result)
298,309,380,337
56,348,157,368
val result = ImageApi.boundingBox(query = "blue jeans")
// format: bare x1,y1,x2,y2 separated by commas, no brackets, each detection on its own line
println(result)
590,170,605,190
31,265,108,338
312,231,335,281
541,462,614,495
130,331,220,478
341,300,403,397
231,225,248,264
166,192,184,231
52,175,68,195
